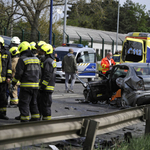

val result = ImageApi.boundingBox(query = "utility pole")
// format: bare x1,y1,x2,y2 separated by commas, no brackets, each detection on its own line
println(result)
116,0,120,52
63,0,67,43
49,0,53,44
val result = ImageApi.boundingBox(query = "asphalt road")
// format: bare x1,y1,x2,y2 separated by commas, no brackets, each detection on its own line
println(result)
2,78,119,125
0,79,145,150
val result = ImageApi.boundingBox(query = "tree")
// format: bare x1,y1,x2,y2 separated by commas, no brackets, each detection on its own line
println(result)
119,0,149,33
0,0,22,34
14,0,63,41
67,0,104,29
67,0,150,34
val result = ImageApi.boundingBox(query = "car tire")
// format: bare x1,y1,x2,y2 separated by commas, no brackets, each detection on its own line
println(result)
121,99,128,108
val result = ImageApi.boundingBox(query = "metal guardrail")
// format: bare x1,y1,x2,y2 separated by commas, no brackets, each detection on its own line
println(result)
0,105,150,150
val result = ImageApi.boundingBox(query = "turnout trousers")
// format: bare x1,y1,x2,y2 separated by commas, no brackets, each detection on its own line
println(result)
18,88,40,122
0,83,7,115
38,91,52,120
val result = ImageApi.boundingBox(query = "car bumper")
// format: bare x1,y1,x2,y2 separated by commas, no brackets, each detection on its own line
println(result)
126,90,150,106
56,71,65,80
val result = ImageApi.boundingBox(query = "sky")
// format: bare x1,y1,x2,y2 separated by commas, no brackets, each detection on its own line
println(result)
120,0,150,11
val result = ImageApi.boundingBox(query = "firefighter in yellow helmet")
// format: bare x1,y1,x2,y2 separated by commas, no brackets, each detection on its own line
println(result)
36,41,46,60
38,43,56,120
11,41,41,122
30,42,37,56
0,36,12,120
8,47,20,107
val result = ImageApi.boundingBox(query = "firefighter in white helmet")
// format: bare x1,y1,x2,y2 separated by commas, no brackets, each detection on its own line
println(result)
9,36,21,48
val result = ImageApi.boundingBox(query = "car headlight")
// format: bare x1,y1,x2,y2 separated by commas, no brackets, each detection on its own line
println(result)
116,77,124,88
136,80,144,91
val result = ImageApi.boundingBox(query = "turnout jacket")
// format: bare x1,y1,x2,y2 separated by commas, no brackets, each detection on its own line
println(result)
40,55,56,92
0,49,12,83
12,51,41,89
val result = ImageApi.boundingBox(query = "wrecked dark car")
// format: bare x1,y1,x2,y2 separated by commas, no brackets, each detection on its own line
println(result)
77,63,150,107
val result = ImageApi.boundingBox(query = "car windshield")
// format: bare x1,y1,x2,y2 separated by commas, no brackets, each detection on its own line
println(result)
112,55,120,62
4,38,11,46
122,40,143,62
134,66,150,75
79,53,96,63
54,51,76,61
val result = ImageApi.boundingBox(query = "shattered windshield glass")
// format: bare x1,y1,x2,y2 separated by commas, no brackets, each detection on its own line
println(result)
134,66,150,75
122,41,143,62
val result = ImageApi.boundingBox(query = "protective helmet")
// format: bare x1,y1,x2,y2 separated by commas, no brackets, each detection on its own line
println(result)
9,47,20,56
18,41,31,53
41,44,53,55
36,41,46,49
0,36,4,47
30,42,37,50
11,36,20,45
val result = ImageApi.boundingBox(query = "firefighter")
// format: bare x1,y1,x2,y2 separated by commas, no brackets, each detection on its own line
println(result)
30,42,37,56
11,41,40,122
101,52,116,74
8,47,20,107
36,41,46,60
38,43,56,120
9,36,21,48
0,36,12,120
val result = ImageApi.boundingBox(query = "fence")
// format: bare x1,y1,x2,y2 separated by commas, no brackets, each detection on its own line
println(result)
0,105,149,150
0,27,123,51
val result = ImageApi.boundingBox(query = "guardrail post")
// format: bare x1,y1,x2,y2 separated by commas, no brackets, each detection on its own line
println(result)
144,106,150,134
81,119,99,150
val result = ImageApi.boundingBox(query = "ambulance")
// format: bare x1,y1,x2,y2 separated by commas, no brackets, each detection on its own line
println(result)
120,32,150,63
55,43,97,81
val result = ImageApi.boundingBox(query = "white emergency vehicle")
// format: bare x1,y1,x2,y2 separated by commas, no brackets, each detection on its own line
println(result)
55,43,97,81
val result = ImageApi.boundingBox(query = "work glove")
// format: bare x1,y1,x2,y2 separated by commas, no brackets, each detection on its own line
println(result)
9,84,15,94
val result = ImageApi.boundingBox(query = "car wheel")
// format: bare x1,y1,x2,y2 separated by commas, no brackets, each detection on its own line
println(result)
121,99,128,108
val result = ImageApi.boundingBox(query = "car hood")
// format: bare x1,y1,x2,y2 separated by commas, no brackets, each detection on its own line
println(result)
56,61,62,68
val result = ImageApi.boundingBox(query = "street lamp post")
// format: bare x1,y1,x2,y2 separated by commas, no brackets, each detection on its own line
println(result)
116,0,120,52
49,0,53,44
63,0,67,43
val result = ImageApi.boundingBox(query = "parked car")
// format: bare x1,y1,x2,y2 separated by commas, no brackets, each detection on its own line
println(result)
77,63,150,107
0,35,12,50
55,43,97,82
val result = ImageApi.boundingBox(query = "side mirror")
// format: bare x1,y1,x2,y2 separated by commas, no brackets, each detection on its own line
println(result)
77,58,83,63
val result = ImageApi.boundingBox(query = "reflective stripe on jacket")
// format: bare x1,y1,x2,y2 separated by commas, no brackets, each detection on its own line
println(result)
40,55,56,92
12,54,41,89
0,50,12,83
101,57,115,74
